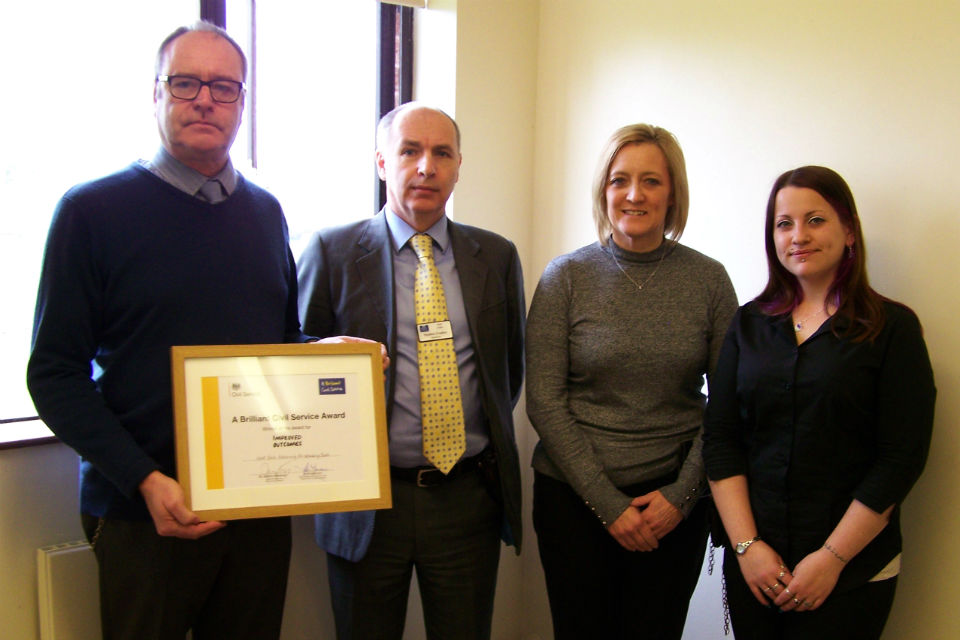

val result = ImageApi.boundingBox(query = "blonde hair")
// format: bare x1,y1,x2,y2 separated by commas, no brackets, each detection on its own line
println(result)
591,124,689,245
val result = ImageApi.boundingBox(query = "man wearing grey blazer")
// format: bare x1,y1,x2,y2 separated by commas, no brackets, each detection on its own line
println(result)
297,103,524,640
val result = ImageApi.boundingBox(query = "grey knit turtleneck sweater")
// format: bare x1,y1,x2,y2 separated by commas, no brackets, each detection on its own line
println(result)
526,239,737,526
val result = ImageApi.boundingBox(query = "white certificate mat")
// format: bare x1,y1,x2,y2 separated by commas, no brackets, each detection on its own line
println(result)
172,343,390,520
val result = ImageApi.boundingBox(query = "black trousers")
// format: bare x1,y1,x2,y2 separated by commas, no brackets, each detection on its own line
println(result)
82,514,291,640
326,468,502,640
723,547,897,640
533,471,708,640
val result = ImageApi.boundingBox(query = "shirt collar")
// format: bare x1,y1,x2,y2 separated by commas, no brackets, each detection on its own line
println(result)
140,147,239,198
384,208,450,254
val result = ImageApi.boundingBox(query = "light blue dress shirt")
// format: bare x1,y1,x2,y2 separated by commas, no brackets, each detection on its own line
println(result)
139,147,238,202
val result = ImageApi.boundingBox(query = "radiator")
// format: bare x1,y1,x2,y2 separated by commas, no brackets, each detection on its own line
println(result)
36,541,101,640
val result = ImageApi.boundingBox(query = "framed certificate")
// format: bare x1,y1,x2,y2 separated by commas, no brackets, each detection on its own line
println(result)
171,342,391,520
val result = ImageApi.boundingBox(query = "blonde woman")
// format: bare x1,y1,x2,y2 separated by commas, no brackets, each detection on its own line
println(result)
526,124,737,639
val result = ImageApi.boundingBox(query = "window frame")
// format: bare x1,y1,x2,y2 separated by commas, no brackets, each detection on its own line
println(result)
376,2,414,212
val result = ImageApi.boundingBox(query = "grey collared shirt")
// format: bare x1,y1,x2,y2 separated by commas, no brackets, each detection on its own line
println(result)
384,209,488,468
139,147,238,202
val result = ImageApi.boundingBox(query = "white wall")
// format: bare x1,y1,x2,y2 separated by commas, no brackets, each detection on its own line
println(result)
0,444,85,640
451,0,540,637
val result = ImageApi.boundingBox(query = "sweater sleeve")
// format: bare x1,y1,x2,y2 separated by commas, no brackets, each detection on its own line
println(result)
658,264,739,515
26,196,160,498
526,258,632,526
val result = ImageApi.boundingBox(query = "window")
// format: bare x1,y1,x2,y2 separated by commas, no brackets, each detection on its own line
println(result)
0,0,198,443
223,0,379,258
1,0,403,445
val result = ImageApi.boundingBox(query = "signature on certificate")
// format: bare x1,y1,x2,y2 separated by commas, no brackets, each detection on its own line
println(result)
300,462,330,481
257,460,295,483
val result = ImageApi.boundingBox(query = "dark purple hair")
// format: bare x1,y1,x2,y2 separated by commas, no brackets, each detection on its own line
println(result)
756,166,885,341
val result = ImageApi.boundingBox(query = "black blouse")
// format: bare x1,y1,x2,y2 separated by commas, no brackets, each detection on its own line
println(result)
703,300,936,592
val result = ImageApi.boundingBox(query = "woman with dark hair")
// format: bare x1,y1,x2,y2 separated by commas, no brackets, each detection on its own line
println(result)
526,124,737,638
702,166,936,639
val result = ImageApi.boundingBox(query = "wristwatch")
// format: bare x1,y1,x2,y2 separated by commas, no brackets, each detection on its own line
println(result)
735,535,761,555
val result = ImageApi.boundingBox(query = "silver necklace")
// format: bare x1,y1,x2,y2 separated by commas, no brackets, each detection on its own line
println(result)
793,308,827,332
609,245,666,291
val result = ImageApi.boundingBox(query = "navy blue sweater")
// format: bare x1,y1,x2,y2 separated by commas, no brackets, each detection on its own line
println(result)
27,164,304,520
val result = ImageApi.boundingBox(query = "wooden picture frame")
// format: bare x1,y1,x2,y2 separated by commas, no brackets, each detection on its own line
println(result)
171,342,390,520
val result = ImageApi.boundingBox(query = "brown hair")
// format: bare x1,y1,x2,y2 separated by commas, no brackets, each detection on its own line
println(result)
756,166,886,342
155,21,247,80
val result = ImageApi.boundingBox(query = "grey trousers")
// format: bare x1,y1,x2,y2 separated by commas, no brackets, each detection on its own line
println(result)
326,468,502,640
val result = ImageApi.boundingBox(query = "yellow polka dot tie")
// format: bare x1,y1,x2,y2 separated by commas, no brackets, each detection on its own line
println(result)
411,233,466,474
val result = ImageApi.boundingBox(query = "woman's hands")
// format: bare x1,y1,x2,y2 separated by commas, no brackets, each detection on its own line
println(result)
768,500,893,612
735,541,793,605
607,490,683,551
773,548,844,612
737,544,843,612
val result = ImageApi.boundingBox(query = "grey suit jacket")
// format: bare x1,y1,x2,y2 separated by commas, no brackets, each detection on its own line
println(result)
297,210,525,560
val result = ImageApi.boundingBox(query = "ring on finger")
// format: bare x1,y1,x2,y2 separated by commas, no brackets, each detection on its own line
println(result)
793,597,800,605
777,569,786,579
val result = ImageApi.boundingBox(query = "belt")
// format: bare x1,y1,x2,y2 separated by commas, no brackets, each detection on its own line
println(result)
391,452,484,488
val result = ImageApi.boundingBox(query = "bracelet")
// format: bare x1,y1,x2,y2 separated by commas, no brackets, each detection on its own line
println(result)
823,542,848,563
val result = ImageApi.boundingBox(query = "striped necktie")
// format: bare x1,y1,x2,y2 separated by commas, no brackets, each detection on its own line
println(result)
410,233,466,473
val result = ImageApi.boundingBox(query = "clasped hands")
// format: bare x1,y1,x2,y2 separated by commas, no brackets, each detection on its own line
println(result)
607,490,683,552
738,540,844,612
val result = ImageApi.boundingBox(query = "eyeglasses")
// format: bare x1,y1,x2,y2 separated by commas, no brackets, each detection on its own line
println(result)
157,75,245,104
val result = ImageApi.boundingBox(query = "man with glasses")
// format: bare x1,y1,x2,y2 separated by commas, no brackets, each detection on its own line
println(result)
28,22,300,639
